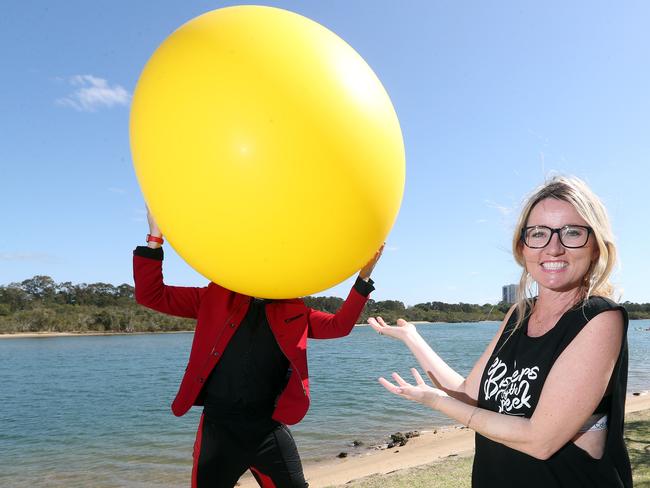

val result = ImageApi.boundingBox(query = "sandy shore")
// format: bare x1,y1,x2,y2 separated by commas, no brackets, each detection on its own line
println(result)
0,331,191,339
238,392,650,488
0,321,480,339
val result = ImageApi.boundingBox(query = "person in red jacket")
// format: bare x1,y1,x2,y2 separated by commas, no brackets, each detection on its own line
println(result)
134,210,382,488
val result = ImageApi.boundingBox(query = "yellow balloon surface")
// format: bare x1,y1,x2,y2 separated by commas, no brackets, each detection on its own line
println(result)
130,6,405,298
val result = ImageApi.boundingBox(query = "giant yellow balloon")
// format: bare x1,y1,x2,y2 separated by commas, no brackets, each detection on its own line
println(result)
130,5,404,298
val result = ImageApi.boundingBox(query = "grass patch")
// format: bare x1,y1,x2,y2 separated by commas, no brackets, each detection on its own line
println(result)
626,409,650,487
333,409,650,488
332,454,473,488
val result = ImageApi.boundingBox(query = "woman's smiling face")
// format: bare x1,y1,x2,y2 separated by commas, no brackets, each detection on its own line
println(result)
522,198,597,294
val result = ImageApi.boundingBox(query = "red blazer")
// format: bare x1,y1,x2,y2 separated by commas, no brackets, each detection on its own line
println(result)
133,251,371,425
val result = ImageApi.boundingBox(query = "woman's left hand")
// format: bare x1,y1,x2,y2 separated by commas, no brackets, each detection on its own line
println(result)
379,368,448,409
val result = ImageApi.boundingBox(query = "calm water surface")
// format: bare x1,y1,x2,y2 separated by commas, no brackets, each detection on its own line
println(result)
1,320,649,487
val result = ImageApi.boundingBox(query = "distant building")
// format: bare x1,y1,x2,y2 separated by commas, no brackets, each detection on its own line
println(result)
502,284,517,304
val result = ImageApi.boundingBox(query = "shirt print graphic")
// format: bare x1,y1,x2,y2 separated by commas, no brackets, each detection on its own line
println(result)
483,357,540,415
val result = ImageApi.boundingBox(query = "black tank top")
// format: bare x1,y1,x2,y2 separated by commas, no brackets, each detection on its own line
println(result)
473,296,631,487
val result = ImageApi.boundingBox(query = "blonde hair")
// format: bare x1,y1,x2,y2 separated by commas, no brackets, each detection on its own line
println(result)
511,175,617,329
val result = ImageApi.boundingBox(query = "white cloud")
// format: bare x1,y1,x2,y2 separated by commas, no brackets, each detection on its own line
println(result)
56,74,130,112
484,199,514,217
0,252,55,262
108,187,126,194
132,207,147,223
527,128,549,146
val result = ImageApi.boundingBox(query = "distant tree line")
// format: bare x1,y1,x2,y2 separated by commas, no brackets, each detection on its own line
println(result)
622,302,650,320
1,276,648,335
0,276,193,334
304,296,511,324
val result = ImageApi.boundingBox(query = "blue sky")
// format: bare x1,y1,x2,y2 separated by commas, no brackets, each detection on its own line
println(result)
1,1,648,305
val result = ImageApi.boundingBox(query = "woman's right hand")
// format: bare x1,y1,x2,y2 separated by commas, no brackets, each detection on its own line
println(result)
367,316,417,342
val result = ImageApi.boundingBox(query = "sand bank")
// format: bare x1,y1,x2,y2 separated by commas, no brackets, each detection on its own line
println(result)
0,331,190,339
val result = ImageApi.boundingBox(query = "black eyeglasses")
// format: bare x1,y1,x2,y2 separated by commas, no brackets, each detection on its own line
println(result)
521,225,593,249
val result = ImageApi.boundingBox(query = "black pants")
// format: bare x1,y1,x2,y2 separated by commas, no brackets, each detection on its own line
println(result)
193,414,308,488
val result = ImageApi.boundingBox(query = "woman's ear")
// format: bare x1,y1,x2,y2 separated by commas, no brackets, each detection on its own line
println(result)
591,242,601,263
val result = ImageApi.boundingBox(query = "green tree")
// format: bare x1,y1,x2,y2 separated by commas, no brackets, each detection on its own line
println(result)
19,275,56,300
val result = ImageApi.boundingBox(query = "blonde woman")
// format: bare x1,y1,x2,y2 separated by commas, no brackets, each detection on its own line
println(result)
371,176,631,487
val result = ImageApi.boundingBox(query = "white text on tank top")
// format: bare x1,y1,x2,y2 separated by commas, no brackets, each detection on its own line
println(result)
483,356,540,415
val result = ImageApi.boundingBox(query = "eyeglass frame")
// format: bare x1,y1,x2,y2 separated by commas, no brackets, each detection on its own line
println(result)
520,225,593,249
